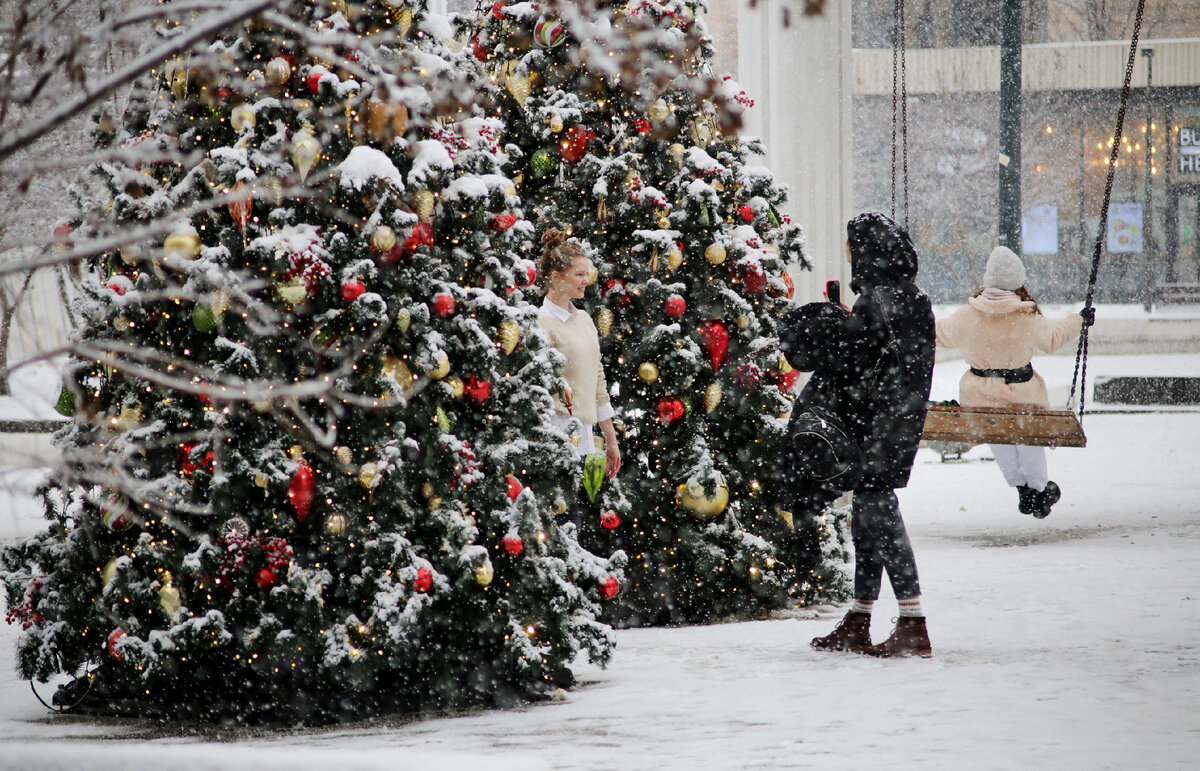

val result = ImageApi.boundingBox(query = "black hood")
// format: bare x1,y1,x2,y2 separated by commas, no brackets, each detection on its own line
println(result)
847,212,918,293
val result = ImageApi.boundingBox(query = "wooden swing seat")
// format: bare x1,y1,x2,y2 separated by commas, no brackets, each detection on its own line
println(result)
921,404,1086,448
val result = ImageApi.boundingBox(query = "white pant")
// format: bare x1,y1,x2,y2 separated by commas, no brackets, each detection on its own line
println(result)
989,444,1049,491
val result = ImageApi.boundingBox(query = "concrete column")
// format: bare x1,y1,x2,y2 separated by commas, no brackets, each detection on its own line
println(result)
718,0,853,304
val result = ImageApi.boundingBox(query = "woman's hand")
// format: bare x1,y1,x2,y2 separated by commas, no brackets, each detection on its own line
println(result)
605,440,621,478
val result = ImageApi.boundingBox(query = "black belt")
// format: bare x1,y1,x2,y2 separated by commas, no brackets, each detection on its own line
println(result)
969,363,1033,384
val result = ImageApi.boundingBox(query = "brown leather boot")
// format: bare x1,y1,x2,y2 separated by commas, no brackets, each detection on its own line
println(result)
810,610,872,653
866,616,932,658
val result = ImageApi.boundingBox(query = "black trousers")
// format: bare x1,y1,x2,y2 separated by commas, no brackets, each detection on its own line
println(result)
851,489,921,602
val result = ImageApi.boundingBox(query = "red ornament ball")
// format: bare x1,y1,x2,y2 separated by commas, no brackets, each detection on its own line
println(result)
521,263,538,287
431,293,456,317
491,212,517,231
657,397,685,425
107,627,127,661
664,295,686,318
254,568,278,589
699,319,730,371
414,566,433,593
776,368,801,391
633,117,651,135
737,204,754,222
287,458,315,523
491,1,506,19
602,278,632,308
502,534,524,556
506,474,524,500
305,67,327,95
341,280,366,302
599,575,620,600
740,263,767,293
462,375,492,406
471,37,490,62
600,510,620,530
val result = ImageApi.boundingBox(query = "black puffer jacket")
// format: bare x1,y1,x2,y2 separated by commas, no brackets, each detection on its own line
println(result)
843,212,935,491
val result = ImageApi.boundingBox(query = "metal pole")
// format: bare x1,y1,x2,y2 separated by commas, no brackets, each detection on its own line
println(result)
1143,49,1166,284
999,0,1023,253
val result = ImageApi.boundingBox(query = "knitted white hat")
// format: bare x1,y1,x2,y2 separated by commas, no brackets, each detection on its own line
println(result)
982,246,1026,290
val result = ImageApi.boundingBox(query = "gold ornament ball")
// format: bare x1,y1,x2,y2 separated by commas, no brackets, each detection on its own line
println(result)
335,446,353,465
427,355,451,380
586,264,598,286
290,124,321,181
381,355,414,395
737,315,751,329
412,189,435,222
254,472,270,488
159,582,182,616
648,99,671,122
421,482,436,499
638,362,660,383
446,376,464,398
476,560,495,586
550,116,564,133
358,462,379,488
498,319,520,354
392,103,409,136
595,307,614,338
163,231,202,260
675,472,730,520
230,104,257,131
658,215,671,229
704,382,723,413
101,558,118,586
324,512,349,536
704,243,726,265
265,57,291,86
370,225,397,252
667,244,684,270
275,277,308,304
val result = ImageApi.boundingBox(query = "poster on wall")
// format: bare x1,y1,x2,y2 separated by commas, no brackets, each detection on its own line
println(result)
1022,204,1058,255
1107,202,1143,253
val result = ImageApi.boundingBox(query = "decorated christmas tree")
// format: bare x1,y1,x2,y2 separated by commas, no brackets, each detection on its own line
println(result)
466,0,847,626
0,0,623,723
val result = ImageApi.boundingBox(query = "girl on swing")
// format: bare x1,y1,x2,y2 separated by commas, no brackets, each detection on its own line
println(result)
935,246,1094,518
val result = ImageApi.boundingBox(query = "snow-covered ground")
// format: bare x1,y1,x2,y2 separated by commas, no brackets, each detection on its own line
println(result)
1,348,1199,769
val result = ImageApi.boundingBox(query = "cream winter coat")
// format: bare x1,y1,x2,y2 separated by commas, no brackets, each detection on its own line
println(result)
935,290,1083,408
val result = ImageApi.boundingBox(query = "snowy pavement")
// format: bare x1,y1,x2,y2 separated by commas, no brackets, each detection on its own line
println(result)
1,353,1199,769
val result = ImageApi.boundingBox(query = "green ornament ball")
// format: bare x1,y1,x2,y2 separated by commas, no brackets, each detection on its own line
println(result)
192,304,220,332
530,149,556,178
55,386,75,417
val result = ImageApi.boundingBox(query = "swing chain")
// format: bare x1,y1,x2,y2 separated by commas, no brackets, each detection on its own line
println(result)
1068,0,1147,420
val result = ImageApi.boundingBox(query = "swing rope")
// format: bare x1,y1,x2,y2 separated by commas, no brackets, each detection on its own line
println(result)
890,0,908,227
1067,0,1147,423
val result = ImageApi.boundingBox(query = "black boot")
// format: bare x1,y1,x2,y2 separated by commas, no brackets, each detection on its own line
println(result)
1033,481,1060,519
1017,485,1039,515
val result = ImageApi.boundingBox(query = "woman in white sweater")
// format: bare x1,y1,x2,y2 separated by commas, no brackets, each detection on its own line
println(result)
537,229,621,478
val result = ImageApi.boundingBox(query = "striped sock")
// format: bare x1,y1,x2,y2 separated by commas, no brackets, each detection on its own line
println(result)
850,599,874,615
898,597,924,617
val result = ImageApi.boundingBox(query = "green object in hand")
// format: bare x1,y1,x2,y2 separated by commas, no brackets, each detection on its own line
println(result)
582,452,607,502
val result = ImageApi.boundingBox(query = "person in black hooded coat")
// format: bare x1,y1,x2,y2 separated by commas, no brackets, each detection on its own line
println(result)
778,301,859,578
808,212,936,658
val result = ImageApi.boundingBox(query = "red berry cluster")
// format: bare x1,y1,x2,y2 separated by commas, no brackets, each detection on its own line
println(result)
733,362,763,389
218,531,293,581
4,579,44,630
